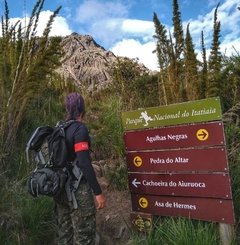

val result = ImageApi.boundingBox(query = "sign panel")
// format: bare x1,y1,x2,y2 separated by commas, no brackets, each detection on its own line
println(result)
128,173,232,199
131,194,235,224
122,97,222,131
127,147,228,172
124,121,225,151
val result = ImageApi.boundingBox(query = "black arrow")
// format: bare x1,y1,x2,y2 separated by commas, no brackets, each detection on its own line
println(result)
198,130,207,139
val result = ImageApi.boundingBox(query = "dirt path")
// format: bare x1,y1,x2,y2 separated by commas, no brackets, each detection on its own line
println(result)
96,189,132,245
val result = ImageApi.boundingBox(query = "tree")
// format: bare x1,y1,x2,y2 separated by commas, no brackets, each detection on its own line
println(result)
153,12,171,105
172,0,186,102
208,3,222,97
153,0,187,104
110,57,159,110
184,23,199,101
218,55,240,111
199,31,208,99
172,0,184,59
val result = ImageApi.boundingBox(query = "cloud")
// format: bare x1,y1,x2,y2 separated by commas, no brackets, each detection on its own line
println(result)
43,11,72,36
75,0,129,23
74,0,131,46
35,10,72,36
111,39,159,71
3,10,72,37
221,39,240,56
121,19,154,37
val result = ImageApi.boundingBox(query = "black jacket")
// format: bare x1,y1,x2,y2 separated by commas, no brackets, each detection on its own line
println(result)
65,121,102,195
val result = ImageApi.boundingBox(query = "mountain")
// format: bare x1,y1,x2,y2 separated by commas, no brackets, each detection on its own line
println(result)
57,33,116,90
57,32,149,90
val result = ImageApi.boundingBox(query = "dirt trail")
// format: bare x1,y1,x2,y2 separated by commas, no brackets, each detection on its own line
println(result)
96,189,132,245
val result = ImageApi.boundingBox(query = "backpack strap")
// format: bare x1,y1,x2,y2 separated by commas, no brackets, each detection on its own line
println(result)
26,127,41,163
65,160,83,209
56,119,76,129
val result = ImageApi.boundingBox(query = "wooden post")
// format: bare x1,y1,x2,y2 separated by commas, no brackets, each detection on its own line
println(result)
219,223,234,245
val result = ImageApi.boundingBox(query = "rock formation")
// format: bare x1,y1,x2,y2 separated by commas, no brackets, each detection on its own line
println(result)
57,32,117,91
57,32,150,91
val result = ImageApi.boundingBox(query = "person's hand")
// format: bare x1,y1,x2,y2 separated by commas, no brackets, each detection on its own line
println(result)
95,194,106,209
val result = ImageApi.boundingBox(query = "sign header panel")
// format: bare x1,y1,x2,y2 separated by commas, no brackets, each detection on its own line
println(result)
131,194,235,224
124,121,225,151
127,147,228,172
128,173,232,199
122,97,222,131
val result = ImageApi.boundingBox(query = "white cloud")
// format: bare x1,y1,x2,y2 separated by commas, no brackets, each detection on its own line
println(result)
87,18,125,46
111,39,159,71
218,0,240,37
35,10,72,36
121,19,154,36
221,39,240,56
5,10,72,37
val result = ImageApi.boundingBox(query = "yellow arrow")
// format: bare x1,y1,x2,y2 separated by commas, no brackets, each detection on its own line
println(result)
133,156,142,167
139,197,148,208
196,129,209,141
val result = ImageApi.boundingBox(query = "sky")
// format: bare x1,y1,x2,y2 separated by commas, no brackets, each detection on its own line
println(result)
0,0,240,71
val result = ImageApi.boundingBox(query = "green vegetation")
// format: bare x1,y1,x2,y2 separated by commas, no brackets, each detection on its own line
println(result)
129,218,219,245
0,0,240,244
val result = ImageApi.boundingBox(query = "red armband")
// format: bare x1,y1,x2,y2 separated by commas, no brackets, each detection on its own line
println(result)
74,142,89,152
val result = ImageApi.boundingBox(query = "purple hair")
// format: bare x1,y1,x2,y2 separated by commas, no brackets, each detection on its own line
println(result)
65,92,85,120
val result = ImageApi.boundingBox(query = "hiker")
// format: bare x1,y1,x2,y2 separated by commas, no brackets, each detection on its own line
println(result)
54,92,106,244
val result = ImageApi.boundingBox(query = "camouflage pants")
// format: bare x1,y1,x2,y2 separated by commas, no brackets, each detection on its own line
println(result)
55,182,96,245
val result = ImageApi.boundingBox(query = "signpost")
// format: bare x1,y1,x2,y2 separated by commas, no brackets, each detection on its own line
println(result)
131,194,235,224
124,121,225,151
122,97,235,233
128,173,232,199
122,97,222,131
127,147,228,172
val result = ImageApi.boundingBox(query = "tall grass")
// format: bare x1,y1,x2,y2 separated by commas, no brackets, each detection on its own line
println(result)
0,177,55,245
0,86,65,244
88,95,125,160
20,196,55,245
130,217,219,245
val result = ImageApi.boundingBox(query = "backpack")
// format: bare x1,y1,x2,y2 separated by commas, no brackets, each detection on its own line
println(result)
26,120,79,199
26,120,74,169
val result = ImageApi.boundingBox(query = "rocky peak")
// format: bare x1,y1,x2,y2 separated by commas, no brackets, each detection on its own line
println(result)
57,33,117,91
57,32,150,91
